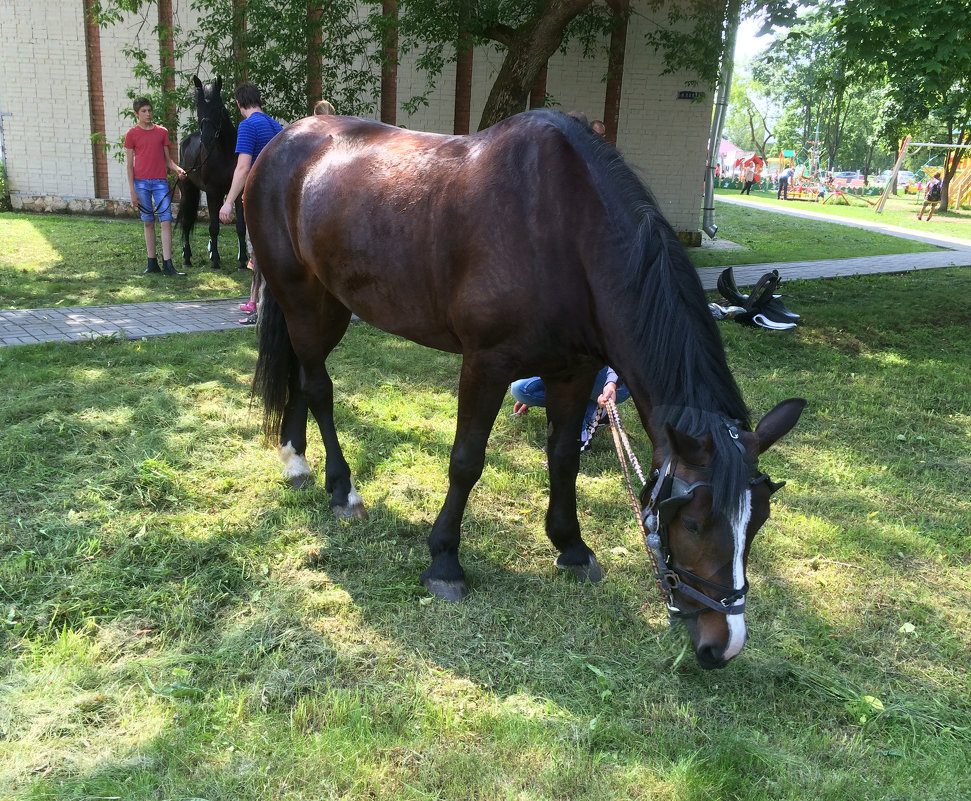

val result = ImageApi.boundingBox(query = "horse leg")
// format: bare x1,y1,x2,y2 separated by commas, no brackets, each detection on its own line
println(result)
284,296,363,518
235,198,248,270
181,229,192,268
277,365,312,491
420,356,508,602
178,180,200,268
542,372,602,583
206,191,222,269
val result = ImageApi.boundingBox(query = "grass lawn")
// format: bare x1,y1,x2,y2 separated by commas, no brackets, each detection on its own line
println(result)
1,267,969,800
714,186,971,237
2,198,967,309
0,213,251,310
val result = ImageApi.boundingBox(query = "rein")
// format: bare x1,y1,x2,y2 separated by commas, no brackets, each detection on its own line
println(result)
604,400,776,620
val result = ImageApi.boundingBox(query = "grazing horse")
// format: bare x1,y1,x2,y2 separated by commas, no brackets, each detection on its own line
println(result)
177,76,248,270
247,110,805,670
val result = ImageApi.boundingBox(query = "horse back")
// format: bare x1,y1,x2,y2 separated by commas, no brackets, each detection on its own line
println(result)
247,114,610,361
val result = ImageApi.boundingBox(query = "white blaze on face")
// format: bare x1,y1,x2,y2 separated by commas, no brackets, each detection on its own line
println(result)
723,488,751,661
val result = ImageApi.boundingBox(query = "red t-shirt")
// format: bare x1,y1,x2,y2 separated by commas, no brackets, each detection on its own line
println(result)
124,125,171,180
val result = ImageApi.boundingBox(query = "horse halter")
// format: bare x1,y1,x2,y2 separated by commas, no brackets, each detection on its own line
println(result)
605,402,783,620
643,457,757,620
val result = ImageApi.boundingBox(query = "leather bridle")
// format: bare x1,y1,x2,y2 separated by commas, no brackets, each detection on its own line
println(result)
605,401,783,620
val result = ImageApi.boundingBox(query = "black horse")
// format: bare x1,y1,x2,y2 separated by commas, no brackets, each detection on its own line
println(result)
247,111,805,669
177,76,248,271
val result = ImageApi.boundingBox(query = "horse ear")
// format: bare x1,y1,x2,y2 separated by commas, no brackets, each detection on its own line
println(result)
215,76,223,94
664,423,712,465
754,398,806,454
193,75,203,89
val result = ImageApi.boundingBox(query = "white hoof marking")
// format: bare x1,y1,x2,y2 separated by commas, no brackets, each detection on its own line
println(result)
278,442,311,481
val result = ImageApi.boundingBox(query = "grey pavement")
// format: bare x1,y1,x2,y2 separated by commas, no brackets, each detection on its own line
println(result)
2,199,969,347
0,298,246,347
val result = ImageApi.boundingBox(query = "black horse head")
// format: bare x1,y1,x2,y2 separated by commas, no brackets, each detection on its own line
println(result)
192,76,233,151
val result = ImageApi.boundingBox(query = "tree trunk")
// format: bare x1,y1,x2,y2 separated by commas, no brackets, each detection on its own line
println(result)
938,128,968,211
477,0,594,130
307,1,323,114
603,0,630,145
381,0,398,125
232,0,247,86
453,0,474,135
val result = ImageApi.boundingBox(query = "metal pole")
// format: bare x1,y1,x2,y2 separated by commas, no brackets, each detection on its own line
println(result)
702,0,742,240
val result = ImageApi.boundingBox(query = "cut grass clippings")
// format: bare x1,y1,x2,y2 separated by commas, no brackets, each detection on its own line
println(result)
1,267,969,800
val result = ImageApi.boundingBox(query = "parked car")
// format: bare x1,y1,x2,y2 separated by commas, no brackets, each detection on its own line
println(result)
874,169,914,188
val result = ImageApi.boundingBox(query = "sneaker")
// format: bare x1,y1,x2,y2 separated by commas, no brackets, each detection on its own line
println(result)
240,301,256,312
239,311,258,325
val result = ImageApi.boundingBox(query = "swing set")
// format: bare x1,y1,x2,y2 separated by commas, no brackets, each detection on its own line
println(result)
875,135,971,214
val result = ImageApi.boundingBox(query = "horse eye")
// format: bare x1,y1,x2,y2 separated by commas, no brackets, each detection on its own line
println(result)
681,517,701,535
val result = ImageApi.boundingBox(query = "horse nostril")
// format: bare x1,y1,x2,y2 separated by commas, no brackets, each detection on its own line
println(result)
696,644,728,670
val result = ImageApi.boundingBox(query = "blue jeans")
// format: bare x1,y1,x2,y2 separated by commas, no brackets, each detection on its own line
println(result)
510,367,631,437
134,178,173,222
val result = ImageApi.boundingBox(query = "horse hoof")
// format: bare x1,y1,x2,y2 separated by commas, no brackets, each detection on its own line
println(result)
555,553,603,583
210,264,222,271
288,474,313,491
331,501,368,520
422,578,468,602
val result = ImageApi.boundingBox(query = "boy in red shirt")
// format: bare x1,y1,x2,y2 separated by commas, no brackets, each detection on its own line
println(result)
125,97,187,275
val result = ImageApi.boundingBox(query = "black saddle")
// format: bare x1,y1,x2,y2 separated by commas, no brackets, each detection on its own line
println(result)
714,267,800,329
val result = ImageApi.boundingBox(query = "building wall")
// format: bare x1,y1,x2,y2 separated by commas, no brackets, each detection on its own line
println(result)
0,1,717,234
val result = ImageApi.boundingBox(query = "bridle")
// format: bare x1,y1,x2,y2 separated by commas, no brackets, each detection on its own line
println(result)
604,400,783,620
192,104,230,175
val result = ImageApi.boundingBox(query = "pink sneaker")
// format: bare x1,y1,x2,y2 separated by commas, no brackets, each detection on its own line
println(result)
240,301,255,312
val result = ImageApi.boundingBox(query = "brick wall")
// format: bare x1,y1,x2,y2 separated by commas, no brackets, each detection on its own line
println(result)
0,1,716,233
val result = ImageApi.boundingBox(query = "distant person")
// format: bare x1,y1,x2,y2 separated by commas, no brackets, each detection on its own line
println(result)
510,367,630,452
740,162,756,195
918,172,943,221
218,83,284,325
777,163,794,201
313,99,336,116
125,97,187,276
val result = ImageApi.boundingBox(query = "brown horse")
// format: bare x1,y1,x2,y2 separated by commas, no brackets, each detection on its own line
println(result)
247,110,805,669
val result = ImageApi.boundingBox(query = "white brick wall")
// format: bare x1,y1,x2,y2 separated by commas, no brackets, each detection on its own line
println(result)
0,1,716,233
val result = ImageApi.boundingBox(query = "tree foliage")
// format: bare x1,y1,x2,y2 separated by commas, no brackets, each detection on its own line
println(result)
828,0,971,206
94,1,808,141
94,0,381,133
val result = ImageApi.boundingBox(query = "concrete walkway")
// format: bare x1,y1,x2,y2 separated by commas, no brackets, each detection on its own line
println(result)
2,199,969,347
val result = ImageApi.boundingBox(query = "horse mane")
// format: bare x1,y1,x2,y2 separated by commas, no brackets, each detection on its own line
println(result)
529,110,752,518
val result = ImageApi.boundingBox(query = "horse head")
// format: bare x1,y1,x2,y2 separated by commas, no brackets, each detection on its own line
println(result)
641,398,805,669
192,75,230,149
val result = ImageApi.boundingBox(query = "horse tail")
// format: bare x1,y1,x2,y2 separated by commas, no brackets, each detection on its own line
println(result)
252,287,297,444
176,179,200,238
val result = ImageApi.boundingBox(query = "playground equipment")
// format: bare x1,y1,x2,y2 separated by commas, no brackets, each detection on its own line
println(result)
876,136,971,213
952,153,971,209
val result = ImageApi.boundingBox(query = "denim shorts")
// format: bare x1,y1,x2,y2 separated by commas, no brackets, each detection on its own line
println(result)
133,178,173,222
